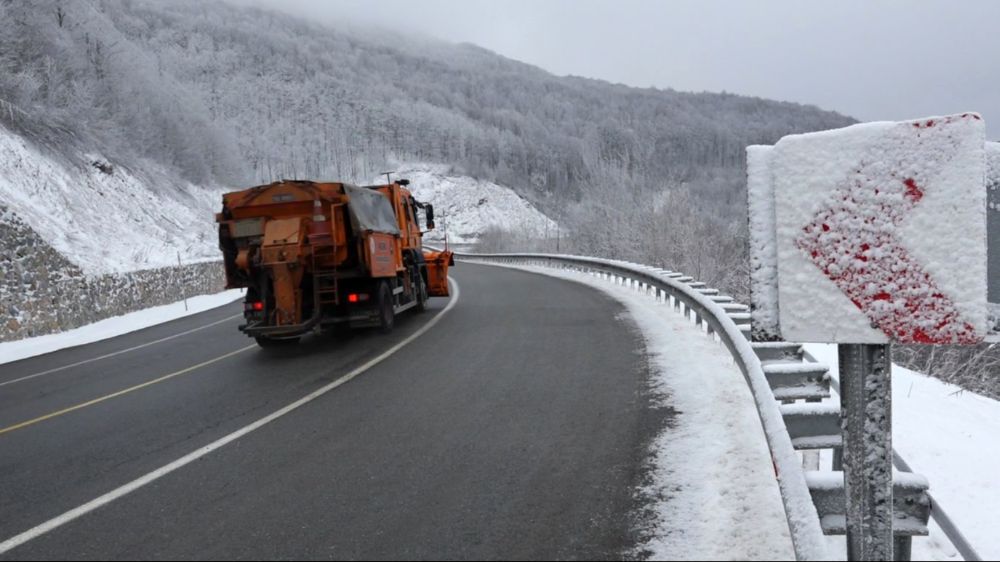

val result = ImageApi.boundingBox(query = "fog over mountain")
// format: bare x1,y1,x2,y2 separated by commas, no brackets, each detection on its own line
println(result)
0,0,855,294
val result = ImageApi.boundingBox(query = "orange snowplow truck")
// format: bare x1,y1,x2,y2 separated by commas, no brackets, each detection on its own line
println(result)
216,179,453,347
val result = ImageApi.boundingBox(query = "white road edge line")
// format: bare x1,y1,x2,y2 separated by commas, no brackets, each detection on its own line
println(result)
0,314,244,389
0,278,460,555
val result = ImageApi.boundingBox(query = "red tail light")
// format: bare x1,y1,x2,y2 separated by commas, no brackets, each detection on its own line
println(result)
252,301,264,311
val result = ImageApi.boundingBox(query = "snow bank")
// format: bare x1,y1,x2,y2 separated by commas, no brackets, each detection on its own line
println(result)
0,289,243,366
0,126,225,274
770,114,987,344
378,163,557,244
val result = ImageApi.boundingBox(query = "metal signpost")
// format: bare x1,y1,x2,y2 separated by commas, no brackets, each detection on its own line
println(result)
839,344,893,561
748,114,990,561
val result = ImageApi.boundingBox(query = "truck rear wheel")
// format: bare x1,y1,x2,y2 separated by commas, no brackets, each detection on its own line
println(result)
377,281,395,333
255,336,300,348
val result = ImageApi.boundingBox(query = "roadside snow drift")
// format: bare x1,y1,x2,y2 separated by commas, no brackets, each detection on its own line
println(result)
0,289,243,366
498,264,795,560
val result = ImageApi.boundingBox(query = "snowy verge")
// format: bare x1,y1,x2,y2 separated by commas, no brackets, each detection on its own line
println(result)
807,343,1000,560
0,289,244,366
486,262,795,560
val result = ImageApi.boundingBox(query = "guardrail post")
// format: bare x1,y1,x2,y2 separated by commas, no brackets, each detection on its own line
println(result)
840,343,894,561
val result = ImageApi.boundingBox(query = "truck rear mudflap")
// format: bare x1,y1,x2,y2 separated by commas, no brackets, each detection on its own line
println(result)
423,249,454,297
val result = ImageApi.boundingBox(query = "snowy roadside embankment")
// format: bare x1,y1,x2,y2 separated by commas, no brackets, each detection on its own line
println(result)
0,125,224,275
490,263,794,560
0,289,244,366
807,343,1000,560
1,203,227,343
1,253,227,343
0,125,232,343
378,164,557,245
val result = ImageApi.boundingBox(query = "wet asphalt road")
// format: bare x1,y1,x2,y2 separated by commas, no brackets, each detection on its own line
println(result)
0,263,664,560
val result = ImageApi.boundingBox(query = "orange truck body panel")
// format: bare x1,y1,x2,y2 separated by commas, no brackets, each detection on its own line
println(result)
365,232,397,278
217,179,452,339
423,250,454,297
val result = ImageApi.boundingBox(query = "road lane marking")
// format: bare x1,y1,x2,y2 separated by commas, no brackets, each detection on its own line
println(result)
0,278,459,555
0,314,244,389
0,345,257,437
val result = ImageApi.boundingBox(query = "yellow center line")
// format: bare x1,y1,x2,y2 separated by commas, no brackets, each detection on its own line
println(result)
0,344,256,437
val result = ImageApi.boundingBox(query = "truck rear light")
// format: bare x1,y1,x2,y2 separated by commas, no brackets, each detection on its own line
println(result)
347,293,369,303
248,301,264,311
313,199,326,222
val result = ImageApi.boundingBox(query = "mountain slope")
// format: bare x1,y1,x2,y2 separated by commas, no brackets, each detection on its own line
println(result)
379,164,558,246
0,0,855,291
0,125,223,274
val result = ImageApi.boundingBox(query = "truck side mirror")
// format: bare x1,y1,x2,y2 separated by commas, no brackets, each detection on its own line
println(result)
425,204,435,231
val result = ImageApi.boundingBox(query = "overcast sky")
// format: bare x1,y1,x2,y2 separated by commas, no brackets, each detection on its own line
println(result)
225,0,1000,137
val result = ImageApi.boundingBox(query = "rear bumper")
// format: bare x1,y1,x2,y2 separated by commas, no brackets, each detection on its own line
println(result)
240,308,322,339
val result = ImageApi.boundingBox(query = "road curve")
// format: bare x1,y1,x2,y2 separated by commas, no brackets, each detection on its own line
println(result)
0,263,665,560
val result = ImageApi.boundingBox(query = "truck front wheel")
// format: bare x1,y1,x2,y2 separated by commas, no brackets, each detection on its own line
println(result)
377,281,395,333
415,270,428,313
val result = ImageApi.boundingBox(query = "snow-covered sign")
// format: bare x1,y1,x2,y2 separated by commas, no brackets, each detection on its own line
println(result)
749,113,989,344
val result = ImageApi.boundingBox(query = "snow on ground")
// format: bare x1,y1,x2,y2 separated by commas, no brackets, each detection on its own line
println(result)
0,125,225,274
807,343,1000,561
491,263,794,560
0,289,244,366
378,163,557,245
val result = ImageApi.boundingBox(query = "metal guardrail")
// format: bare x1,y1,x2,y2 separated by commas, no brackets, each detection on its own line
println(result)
456,252,833,561
455,251,987,561
456,251,986,561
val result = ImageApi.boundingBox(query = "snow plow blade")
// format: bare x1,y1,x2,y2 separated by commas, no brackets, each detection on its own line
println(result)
424,250,454,297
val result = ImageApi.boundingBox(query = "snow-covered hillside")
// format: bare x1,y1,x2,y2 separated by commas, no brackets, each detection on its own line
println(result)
0,126,224,274
0,125,554,276
378,164,558,245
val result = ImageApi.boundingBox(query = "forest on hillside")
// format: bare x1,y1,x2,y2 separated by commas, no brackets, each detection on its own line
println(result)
0,0,855,298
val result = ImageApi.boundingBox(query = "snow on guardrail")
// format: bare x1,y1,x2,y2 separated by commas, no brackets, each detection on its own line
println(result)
452,251,833,561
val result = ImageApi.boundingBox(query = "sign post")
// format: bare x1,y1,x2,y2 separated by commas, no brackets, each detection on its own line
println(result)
748,113,990,562
839,344,893,561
